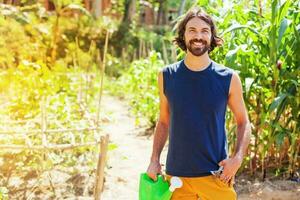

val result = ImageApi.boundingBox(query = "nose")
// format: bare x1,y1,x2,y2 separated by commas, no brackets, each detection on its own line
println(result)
193,31,204,40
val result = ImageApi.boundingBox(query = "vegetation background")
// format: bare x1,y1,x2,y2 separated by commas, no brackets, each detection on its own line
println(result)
0,0,299,199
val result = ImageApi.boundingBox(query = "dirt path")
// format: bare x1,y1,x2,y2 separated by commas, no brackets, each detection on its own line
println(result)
100,93,168,200
100,94,299,200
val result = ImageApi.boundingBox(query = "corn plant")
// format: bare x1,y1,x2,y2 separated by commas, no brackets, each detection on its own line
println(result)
206,0,299,177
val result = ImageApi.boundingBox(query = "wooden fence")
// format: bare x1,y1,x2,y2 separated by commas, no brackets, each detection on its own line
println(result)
0,104,109,200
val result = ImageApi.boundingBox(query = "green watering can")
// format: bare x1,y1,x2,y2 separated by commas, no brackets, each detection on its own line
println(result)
139,173,182,200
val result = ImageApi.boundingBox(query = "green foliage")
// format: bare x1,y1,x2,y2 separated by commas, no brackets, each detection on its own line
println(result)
0,61,102,171
114,51,164,126
0,187,8,200
205,0,300,174
105,53,124,77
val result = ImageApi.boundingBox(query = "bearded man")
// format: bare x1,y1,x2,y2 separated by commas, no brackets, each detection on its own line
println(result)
146,7,251,200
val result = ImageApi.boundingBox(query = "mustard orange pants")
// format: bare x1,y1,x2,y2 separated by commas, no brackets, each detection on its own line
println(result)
165,175,237,200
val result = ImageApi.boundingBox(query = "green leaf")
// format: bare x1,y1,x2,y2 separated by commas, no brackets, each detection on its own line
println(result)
269,93,287,112
275,131,286,147
197,0,209,6
220,24,260,37
293,23,300,42
108,143,118,151
0,187,8,200
245,78,254,93
62,4,92,18
277,18,291,50
278,0,291,24
0,4,29,24
225,47,239,58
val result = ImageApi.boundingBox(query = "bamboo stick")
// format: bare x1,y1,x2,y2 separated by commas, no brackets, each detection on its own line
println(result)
41,97,48,147
50,10,60,65
0,141,101,150
0,127,101,135
0,118,96,124
94,134,109,200
85,41,95,105
96,30,110,126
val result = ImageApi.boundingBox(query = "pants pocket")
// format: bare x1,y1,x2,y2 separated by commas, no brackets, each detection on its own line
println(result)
214,176,234,188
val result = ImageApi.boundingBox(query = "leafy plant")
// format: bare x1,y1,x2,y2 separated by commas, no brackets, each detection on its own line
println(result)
202,0,299,177
0,187,8,200
115,51,164,126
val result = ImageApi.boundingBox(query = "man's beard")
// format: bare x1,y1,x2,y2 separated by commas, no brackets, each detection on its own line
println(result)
186,39,210,56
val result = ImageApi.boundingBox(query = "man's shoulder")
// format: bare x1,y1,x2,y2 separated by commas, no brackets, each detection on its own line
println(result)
161,60,183,74
212,61,235,77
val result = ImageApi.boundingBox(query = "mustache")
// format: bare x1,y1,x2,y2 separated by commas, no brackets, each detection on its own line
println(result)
189,39,207,45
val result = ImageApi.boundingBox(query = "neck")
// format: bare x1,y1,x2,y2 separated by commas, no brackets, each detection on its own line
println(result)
184,51,211,71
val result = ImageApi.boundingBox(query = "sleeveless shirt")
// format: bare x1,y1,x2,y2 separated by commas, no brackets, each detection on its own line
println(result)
162,60,233,177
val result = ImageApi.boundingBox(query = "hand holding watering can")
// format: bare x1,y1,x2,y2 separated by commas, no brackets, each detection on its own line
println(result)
139,173,182,200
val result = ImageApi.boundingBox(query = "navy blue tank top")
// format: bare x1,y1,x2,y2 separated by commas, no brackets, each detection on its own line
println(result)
163,60,233,177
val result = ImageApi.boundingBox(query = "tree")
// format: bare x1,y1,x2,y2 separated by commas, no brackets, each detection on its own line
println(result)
122,0,136,23
156,0,168,25
93,0,102,18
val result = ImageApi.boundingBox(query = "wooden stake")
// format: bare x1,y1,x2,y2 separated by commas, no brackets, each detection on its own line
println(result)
41,97,48,147
96,30,110,126
94,134,109,200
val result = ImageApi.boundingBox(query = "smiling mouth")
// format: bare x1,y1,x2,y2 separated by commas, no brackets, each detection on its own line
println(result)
192,42,204,47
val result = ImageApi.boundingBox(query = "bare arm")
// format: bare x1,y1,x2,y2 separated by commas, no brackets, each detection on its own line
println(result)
228,72,251,161
219,72,251,183
147,70,170,180
150,121,169,162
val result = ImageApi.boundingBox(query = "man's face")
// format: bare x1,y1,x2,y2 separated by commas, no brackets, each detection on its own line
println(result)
184,17,212,56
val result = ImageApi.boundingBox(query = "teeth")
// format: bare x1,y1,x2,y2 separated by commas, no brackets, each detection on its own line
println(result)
193,42,203,46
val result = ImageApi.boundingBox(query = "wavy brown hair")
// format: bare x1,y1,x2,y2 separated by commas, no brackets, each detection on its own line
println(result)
174,7,223,53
